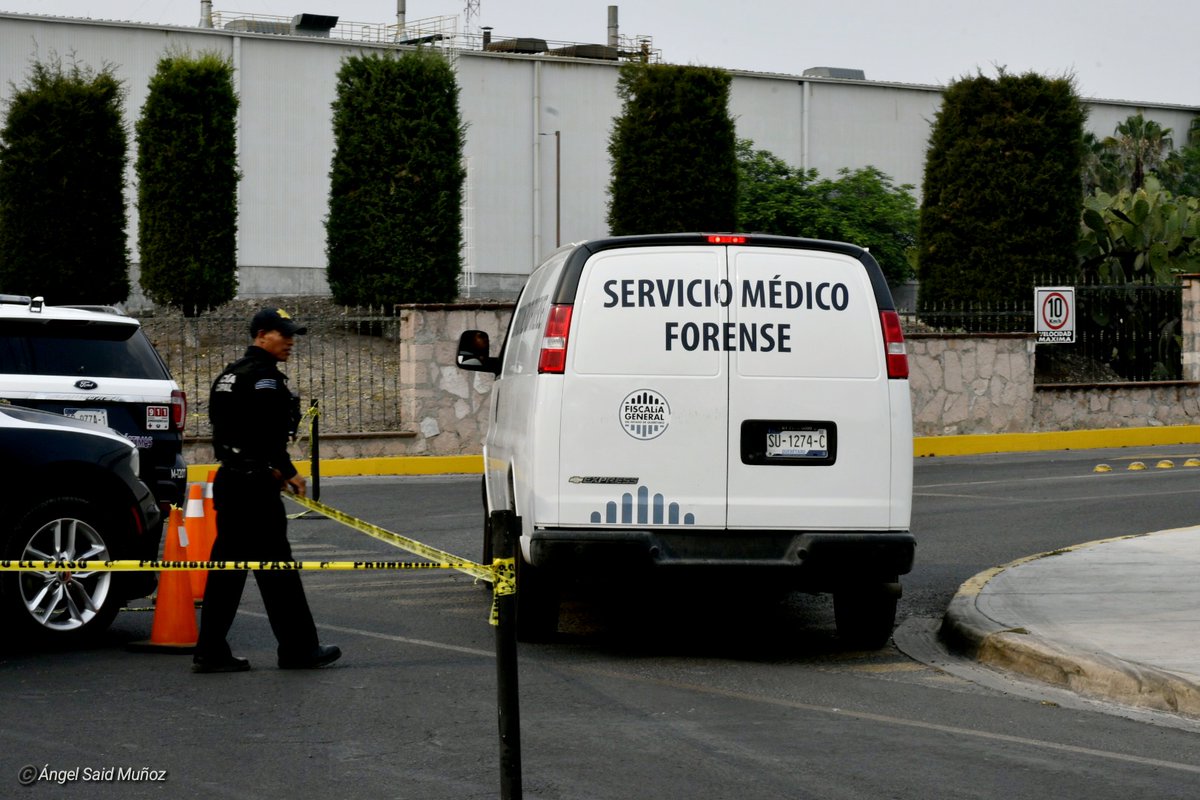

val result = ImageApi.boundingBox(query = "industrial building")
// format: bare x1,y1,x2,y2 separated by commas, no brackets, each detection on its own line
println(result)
0,8,1196,302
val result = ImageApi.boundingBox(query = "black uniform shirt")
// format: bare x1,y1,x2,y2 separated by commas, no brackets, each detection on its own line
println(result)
209,346,299,480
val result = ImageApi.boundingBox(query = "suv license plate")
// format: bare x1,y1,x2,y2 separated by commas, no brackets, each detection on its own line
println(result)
766,427,828,458
65,408,109,426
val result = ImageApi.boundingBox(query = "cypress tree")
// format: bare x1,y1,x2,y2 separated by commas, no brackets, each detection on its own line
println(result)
917,70,1086,308
326,50,466,307
0,58,130,304
136,52,239,315
607,63,738,235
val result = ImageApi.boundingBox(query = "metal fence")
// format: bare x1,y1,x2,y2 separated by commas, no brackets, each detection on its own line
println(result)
140,309,402,437
900,283,1184,383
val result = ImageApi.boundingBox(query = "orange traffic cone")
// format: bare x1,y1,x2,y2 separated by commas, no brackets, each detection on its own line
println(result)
185,482,212,601
127,506,198,653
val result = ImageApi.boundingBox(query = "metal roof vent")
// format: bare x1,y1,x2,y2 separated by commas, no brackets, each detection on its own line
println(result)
802,67,867,80
484,37,548,54
291,13,338,37
223,17,291,34
547,44,619,60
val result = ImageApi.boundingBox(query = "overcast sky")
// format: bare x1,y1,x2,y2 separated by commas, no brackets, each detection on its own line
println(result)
3,0,1197,107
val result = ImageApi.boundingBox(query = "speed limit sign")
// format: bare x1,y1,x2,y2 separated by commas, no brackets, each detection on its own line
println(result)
1035,286,1075,343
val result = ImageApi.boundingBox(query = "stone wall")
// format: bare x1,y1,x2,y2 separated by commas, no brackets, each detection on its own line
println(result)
183,284,1200,462
895,329,1200,436
1182,273,1200,382
907,334,1034,436
398,302,512,456
1031,382,1200,431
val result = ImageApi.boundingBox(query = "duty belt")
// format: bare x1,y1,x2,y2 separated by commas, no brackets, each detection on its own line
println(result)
218,460,273,476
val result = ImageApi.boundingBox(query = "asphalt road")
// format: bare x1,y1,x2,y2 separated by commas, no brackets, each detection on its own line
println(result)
2,449,1200,799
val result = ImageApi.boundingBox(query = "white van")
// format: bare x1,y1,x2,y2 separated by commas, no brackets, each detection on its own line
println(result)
457,233,914,646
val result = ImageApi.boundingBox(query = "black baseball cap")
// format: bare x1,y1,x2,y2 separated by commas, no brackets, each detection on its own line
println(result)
250,307,307,337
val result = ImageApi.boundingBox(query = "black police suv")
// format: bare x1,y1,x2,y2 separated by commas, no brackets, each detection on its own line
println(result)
0,404,162,643
0,295,187,514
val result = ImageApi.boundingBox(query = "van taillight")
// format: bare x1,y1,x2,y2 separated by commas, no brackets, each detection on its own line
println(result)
880,311,908,379
538,304,574,374
172,389,187,431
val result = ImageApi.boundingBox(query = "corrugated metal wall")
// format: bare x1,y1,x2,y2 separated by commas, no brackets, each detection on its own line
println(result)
1,13,1196,301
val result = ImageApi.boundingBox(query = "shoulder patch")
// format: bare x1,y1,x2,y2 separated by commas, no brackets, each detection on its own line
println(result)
254,378,278,391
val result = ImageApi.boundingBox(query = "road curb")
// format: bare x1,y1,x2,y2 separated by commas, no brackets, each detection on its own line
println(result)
939,538,1200,718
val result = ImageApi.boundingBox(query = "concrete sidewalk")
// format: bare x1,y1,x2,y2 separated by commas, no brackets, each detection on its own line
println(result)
940,526,1200,718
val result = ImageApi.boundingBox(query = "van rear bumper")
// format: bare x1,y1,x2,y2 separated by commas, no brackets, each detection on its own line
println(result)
528,528,915,584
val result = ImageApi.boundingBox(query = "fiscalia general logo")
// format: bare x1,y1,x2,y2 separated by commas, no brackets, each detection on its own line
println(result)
619,389,670,440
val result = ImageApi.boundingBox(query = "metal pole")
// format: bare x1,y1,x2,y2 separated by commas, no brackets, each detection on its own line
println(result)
492,510,523,800
310,399,320,502
554,130,561,248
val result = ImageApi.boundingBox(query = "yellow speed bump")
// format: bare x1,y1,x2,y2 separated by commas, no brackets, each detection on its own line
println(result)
1186,458,1200,467
1157,459,1176,469
1128,461,1147,471
1093,464,1112,473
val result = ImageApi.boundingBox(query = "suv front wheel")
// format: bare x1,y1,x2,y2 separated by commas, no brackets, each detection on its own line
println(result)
2,497,124,643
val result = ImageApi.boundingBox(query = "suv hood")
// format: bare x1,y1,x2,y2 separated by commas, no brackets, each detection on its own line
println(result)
0,404,135,449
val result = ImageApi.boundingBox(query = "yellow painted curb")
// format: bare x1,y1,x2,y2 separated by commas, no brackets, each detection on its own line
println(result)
187,454,484,482
913,425,1200,458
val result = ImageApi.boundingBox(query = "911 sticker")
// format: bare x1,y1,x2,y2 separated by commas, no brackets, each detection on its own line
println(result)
146,405,170,431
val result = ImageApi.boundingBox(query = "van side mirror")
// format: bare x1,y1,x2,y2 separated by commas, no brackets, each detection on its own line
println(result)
457,330,500,375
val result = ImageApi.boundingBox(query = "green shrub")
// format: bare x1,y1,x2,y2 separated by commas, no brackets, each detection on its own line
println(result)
607,63,738,235
136,51,239,315
736,140,917,286
0,58,130,304
917,70,1086,308
326,50,466,308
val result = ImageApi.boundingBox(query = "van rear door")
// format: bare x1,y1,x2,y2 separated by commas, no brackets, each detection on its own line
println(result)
554,237,906,535
726,246,897,530
558,245,729,528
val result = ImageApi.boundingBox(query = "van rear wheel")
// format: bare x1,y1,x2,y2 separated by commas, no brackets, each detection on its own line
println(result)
833,587,897,650
515,555,558,642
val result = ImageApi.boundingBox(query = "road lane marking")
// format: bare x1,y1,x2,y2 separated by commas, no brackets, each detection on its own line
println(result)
566,665,1200,776
240,610,494,658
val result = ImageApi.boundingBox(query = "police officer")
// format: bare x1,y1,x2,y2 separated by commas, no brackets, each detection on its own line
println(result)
192,307,341,673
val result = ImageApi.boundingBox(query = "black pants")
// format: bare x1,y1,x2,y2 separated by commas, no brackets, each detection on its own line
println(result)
195,468,319,660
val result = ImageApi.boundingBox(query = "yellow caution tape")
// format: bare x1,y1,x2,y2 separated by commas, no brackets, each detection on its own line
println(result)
0,495,494,583
1,494,518,625
284,493,494,583
0,559,474,572
493,558,516,596
489,557,516,626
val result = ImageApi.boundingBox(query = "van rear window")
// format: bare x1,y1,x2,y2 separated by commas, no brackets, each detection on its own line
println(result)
0,320,171,379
